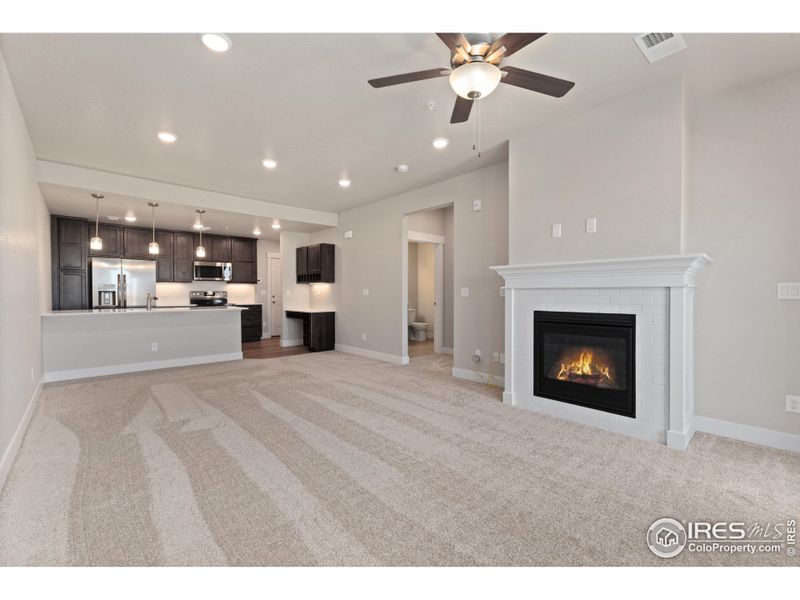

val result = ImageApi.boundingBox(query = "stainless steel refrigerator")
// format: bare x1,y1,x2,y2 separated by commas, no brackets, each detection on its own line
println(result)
91,258,157,308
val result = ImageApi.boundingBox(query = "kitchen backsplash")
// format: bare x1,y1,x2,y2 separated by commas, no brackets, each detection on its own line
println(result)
155,282,257,306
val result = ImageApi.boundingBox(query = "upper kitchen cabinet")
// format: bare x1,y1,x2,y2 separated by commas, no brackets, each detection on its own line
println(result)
210,235,231,263
173,232,194,283
57,217,88,270
231,237,256,262
87,224,122,257
296,243,334,283
123,227,154,259
155,230,174,282
229,237,258,283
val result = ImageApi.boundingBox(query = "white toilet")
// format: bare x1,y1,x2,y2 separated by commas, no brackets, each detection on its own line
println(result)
408,308,429,341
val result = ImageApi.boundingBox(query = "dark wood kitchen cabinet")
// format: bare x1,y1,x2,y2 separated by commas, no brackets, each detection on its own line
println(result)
88,223,122,257
123,227,154,259
173,232,194,282
210,235,231,263
51,216,89,310
230,237,257,283
285,310,335,351
295,243,334,283
239,304,263,342
155,230,174,282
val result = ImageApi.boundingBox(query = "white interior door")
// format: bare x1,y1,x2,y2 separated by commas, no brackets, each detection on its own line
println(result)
268,253,282,337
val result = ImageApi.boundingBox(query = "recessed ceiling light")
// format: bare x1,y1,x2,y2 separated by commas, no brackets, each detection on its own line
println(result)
262,159,277,169
252,227,261,236
338,178,351,188
200,33,232,53
157,131,177,144
432,137,449,149
395,164,409,174
124,215,137,222
272,220,281,230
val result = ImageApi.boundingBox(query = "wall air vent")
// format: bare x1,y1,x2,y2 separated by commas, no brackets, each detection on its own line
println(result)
633,33,687,63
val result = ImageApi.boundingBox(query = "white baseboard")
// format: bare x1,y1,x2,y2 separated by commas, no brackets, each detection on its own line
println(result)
335,343,405,365
452,367,505,387
502,391,514,405
280,338,303,347
667,424,696,451
44,352,243,383
0,378,43,493
694,416,800,454
440,346,454,355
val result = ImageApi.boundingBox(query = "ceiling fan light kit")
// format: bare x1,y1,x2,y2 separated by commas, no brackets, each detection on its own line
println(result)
449,60,502,99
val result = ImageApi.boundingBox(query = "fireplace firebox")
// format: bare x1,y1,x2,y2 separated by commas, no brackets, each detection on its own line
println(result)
534,311,636,418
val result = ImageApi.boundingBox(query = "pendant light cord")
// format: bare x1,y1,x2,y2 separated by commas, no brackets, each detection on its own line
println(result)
94,196,100,237
151,204,156,242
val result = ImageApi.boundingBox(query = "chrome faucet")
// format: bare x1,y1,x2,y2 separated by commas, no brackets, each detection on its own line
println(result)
146,293,159,311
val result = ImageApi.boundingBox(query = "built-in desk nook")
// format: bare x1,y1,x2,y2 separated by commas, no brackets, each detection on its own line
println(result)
285,310,335,352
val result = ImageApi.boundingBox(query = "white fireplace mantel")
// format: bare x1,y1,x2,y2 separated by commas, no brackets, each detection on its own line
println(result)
491,254,711,450
492,254,711,290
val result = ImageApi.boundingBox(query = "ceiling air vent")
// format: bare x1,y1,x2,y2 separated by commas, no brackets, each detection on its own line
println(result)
633,33,686,63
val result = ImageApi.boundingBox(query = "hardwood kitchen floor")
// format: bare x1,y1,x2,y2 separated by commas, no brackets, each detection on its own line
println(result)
242,337,309,360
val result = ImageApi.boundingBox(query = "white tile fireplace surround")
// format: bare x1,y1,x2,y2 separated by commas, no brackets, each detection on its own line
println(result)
492,255,711,450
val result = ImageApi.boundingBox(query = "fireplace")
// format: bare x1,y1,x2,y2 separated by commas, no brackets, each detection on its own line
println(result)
534,311,636,418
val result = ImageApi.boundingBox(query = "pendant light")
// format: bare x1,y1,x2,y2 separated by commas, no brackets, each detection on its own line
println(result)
195,209,207,258
90,193,104,250
147,202,160,255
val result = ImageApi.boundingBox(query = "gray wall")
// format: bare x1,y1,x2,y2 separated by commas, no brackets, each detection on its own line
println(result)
0,49,51,481
508,74,800,436
407,242,418,313
684,69,800,435
509,80,684,264
310,162,507,371
442,206,454,349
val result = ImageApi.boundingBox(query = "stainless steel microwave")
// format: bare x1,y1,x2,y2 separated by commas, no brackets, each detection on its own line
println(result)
193,261,232,281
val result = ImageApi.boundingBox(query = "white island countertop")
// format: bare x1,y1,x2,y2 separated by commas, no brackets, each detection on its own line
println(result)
42,306,246,317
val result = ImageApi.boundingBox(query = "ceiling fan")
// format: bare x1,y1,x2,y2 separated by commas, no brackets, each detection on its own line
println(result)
368,33,575,124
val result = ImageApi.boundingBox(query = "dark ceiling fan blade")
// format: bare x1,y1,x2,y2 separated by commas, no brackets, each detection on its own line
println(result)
436,33,470,53
489,33,547,57
500,66,575,97
450,96,473,124
368,68,450,88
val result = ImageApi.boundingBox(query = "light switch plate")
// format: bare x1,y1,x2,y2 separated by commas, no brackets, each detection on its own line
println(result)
460,287,469,298
344,230,353,239
777,283,800,299
362,333,367,341
473,199,482,212
552,224,562,238
362,288,369,297
586,218,597,233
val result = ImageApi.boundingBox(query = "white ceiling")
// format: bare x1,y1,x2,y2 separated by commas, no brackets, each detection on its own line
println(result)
3,33,800,218
41,182,324,240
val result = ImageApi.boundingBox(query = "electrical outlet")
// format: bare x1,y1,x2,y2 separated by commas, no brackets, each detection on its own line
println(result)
787,395,800,414
552,224,562,238
362,333,367,341
362,288,369,297
344,230,353,239
586,218,597,233
777,283,800,299
472,349,481,363
492,351,499,363
499,353,505,364
151,342,159,352
460,287,469,298
286,289,291,296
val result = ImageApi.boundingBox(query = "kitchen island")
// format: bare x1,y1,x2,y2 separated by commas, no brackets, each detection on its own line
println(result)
41,306,245,382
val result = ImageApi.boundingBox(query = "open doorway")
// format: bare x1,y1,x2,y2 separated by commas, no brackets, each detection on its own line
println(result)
403,205,453,364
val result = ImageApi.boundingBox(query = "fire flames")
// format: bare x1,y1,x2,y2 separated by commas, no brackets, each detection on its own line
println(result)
556,350,613,385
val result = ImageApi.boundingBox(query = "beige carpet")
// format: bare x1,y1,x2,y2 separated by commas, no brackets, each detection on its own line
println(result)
0,351,798,566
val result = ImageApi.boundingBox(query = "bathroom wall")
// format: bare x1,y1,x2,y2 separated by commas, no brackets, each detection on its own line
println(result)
407,242,418,312
416,243,435,338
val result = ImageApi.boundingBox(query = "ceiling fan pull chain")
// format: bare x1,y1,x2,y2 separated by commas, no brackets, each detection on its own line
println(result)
474,97,482,158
